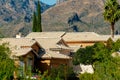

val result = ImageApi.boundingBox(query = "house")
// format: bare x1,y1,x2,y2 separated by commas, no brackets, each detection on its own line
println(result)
25,32,73,73
0,36,72,76
32,38,72,73
35,38,72,55
62,32,120,51
2,31,120,78
26,32,75,54
26,32,73,56
0,38,41,75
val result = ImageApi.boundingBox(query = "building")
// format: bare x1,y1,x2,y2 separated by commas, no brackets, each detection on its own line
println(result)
0,38,40,75
30,38,72,73
25,32,73,73
0,32,72,77
1,31,120,78
62,32,120,51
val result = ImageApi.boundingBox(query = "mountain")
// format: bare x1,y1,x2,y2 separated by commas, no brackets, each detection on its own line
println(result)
42,0,120,34
0,0,52,37
1,0,120,37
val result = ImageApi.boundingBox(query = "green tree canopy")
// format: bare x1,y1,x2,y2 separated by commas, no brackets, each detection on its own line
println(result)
73,46,94,65
73,40,120,80
32,12,37,32
32,0,42,32
103,0,120,38
37,0,42,32
0,43,15,80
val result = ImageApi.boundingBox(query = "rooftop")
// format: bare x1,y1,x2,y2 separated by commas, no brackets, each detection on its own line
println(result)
0,38,38,58
26,32,65,38
12,48,33,57
63,32,118,42
40,50,71,59
0,38,36,48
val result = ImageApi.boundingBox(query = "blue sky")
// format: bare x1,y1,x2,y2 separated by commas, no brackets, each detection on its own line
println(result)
40,0,56,5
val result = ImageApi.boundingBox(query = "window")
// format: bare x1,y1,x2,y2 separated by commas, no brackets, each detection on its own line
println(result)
38,48,45,54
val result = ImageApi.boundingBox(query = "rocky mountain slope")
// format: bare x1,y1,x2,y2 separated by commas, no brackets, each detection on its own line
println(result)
42,0,120,34
1,0,120,37
0,0,52,37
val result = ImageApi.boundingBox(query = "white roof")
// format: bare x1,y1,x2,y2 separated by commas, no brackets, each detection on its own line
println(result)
26,32,65,38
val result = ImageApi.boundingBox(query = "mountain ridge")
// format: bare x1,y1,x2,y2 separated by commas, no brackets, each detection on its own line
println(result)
1,0,120,37
41,0,120,34
0,0,52,37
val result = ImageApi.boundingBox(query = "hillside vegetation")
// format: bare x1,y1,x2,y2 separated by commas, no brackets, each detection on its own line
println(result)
1,0,120,37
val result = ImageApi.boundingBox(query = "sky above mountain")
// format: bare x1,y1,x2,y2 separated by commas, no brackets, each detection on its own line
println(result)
41,0,56,5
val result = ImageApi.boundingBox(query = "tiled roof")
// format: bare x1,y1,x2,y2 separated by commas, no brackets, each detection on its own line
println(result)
100,35,120,41
12,48,33,57
0,38,36,48
35,38,61,49
63,32,120,42
40,50,71,59
25,32,65,38
0,38,37,57
63,32,109,41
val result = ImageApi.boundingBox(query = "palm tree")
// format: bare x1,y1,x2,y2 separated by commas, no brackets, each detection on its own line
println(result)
103,0,120,38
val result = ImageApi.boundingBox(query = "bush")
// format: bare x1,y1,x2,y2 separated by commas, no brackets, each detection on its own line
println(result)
73,46,94,65
49,65,77,80
74,41,120,80
0,43,15,80
79,73,99,80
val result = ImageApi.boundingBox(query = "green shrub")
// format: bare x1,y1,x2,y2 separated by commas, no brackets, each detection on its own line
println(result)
0,43,15,80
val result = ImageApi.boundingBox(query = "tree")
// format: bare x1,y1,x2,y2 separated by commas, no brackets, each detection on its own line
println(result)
32,0,42,32
106,38,114,50
37,0,42,32
74,41,120,80
73,46,94,65
92,42,110,62
32,12,37,32
113,39,120,51
49,65,77,80
103,0,120,38
0,43,15,80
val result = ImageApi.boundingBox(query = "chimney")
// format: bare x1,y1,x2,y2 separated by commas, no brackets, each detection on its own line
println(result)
16,33,21,38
